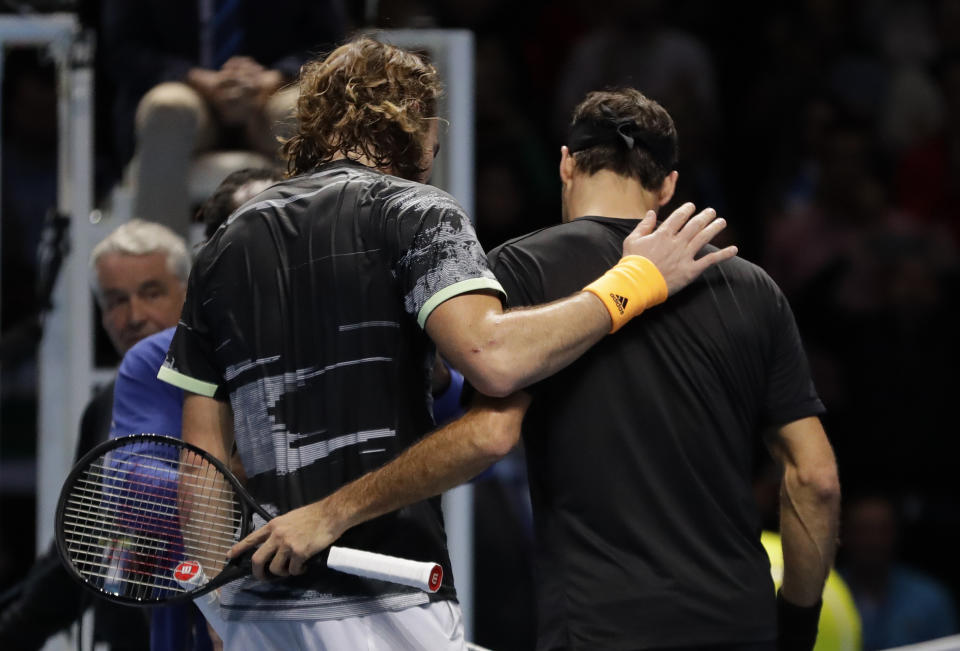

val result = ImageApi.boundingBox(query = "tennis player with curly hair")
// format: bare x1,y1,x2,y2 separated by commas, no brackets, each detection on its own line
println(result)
160,37,736,648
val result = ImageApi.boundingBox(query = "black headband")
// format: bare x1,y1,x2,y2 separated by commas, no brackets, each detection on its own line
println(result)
567,110,675,169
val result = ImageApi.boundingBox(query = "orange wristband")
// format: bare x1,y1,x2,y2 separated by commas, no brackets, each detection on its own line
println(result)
583,255,668,333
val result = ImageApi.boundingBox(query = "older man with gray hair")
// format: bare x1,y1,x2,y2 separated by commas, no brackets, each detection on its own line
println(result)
91,218,191,354
0,219,189,650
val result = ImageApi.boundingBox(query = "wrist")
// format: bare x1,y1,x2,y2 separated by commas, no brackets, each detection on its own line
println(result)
313,495,351,541
777,589,822,651
582,255,669,333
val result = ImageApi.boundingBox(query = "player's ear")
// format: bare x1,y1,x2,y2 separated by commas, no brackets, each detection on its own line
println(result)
657,170,678,207
559,146,576,185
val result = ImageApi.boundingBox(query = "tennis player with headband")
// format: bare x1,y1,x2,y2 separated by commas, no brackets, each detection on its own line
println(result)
159,37,735,649
485,89,840,650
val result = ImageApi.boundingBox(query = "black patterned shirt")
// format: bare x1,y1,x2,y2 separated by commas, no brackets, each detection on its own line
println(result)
159,160,503,620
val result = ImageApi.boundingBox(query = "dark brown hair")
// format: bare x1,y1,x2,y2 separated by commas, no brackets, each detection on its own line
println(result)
281,37,442,180
570,88,678,190
195,167,281,238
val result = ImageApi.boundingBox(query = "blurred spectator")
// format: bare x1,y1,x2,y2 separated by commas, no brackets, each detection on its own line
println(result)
875,0,943,153
0,220,189,650
192,165,280,238
765,114,960,492
764,120,890,297
895,55,960,245
100,0,345,235
840,494,958,649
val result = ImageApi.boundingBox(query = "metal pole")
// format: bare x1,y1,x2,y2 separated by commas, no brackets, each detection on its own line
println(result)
36,19,94,554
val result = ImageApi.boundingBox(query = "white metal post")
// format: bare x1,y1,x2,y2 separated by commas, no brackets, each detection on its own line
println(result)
0,15,96,651
36,22,95,553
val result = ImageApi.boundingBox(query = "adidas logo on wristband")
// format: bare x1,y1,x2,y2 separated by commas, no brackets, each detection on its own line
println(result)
610,293,629,315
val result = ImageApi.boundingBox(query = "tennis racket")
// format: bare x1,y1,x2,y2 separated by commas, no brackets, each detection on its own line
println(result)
55,433,443,606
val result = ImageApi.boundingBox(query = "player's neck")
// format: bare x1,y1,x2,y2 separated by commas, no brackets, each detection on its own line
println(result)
331,150,393,176
567,171,659,221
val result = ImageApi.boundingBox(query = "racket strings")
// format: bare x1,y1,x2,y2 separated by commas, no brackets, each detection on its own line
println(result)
70,473,240,537
68,463,240,544
61,444,243,602
62,502,234,563
84,461,240,509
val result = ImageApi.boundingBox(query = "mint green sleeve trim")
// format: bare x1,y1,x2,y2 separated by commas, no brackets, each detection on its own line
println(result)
157,365,220,398
417,277,507,329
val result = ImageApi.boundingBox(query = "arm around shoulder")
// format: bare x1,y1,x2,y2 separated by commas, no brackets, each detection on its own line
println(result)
424,205,738,397
425,291,609,397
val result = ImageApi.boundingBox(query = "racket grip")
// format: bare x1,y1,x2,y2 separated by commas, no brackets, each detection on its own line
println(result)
327,546,443,593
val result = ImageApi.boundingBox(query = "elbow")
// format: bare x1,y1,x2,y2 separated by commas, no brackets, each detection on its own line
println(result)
793,463,841,508
470,376,521,400
459,350,525,398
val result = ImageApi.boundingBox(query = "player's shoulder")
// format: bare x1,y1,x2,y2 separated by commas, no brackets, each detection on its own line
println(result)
215,162,383,231
379,176,466,218
487,226,551,263
490,218,617,262
708,250,784,297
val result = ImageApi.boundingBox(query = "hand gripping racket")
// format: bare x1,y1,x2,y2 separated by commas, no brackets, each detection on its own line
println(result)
55,434,443,606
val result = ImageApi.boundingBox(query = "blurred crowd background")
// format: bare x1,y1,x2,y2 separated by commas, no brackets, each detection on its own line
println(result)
2,0,958,648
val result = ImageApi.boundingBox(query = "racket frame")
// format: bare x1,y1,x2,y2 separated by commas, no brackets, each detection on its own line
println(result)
55,433,266,606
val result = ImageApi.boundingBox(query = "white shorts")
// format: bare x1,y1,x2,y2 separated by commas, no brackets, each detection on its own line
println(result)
220,600,465,650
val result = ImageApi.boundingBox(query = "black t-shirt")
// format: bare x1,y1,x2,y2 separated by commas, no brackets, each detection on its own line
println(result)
487,216,825,650
160,160,504,621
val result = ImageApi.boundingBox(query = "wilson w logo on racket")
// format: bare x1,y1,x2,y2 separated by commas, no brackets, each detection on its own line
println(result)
173,561,201,582
55,434,442,606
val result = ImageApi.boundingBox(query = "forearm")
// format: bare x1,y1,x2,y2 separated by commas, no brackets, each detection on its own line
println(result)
434,253,677,397
230,394,529,577
432,292,610,398
779,463,840,606
476,292,610,395
318,395,528,538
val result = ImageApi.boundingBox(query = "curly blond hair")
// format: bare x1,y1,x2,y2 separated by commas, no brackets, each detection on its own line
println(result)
282,37,442,180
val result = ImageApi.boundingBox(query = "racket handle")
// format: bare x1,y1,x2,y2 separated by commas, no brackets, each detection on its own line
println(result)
327,546,443,593
173,562,229,640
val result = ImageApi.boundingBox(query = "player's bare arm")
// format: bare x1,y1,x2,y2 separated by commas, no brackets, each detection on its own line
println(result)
427,202,737,397
182,394,234,464
767,416,841,606
230,392,531,580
